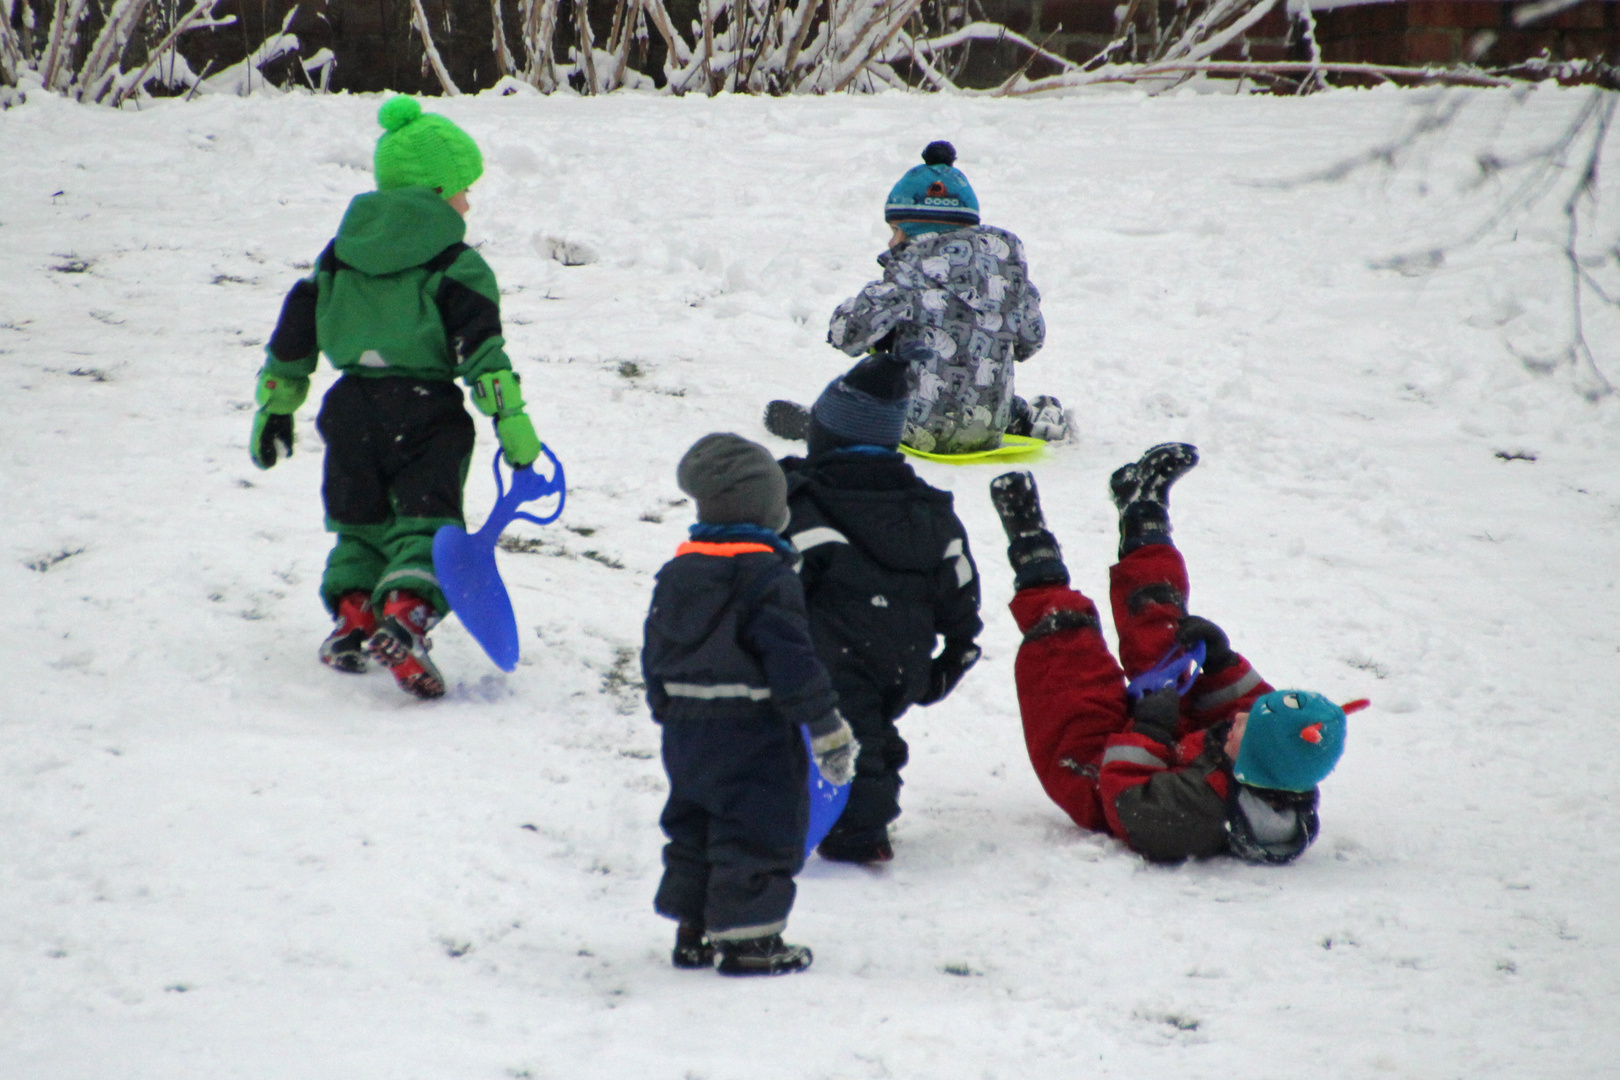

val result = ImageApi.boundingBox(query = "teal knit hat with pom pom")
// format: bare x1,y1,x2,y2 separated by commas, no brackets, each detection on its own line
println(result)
373,97,483,199
885,141,979,239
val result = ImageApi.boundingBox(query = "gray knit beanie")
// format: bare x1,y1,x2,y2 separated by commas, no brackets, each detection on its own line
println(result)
676,433,790,532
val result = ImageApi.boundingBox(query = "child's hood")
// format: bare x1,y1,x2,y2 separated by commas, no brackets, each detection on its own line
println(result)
333,187,467,276
789,461,961,575
877,224,1026,304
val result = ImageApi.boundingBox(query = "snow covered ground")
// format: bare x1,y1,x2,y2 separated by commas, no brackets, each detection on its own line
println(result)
3,82,1618,1080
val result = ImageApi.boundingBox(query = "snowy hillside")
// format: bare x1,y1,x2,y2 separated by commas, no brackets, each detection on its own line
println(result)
3,84,1618,1080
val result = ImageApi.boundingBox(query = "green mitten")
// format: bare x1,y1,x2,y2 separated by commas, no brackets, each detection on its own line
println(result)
251,411,294,469
472,370,542,469
255,370,310,413
495,412,541,469
250,370,308,470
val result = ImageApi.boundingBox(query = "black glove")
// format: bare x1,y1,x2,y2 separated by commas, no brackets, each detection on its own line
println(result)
1129,686,1181,748
917,641,981,707
251,411,294,470
1176,615,1237,674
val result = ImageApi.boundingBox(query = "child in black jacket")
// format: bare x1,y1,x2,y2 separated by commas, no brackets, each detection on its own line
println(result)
779,354,983,864
643,433,857,976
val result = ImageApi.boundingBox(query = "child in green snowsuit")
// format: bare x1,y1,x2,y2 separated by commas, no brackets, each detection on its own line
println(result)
249,97,542,700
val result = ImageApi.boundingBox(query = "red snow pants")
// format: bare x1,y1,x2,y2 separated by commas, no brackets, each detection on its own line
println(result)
1008,545,1194,832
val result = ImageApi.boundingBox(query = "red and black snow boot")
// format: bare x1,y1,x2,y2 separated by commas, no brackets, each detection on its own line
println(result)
319,591,377,674
366,590,446,700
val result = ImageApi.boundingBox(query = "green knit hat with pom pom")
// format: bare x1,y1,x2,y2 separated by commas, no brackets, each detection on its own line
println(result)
373,96,483,199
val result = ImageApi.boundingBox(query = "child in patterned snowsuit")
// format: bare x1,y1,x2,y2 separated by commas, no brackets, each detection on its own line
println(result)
989,445,1354,864
250,97,544,699
827,141,1061,455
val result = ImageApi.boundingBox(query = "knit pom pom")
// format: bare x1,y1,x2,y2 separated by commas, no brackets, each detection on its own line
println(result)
378,96,422,133
921,140,956,167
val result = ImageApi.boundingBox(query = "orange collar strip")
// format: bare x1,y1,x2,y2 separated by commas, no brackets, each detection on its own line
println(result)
676,541,776,558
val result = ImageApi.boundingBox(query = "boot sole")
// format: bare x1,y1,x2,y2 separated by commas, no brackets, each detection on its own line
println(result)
764,400,810,441
672,948,717,970
367,629,446,700
320,651,369,675
1134,443,1199,501
716,954,812,976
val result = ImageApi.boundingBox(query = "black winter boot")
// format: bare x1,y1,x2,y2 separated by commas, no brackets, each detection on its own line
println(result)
1109,443,1198,557
817,825,894,865
716,934,813,977
1006,395,1035,438
672,922,716,969
990,471,1070,589
763,400,811,442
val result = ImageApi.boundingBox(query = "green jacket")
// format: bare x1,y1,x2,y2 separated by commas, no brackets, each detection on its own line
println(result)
263,186,511,385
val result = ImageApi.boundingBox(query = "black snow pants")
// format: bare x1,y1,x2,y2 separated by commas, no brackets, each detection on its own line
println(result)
314,374,475,615
825,675,911,847
654,715,810,940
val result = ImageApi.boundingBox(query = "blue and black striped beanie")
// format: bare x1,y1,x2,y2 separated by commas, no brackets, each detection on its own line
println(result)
884,141,979,239
809,354,911,453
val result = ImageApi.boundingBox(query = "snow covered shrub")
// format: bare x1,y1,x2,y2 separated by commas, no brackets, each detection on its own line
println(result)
1,0,311,104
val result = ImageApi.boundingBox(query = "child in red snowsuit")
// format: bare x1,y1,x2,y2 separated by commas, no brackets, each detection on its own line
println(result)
989,445,1352,864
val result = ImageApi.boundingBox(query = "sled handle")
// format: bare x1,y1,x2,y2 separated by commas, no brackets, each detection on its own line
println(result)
1125,640,1206,701
490,445,567,527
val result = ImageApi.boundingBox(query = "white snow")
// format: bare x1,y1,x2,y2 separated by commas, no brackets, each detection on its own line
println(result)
3,83,1618,1080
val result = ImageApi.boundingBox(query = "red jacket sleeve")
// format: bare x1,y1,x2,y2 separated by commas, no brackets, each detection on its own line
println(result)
1010,584,1128,833
1099,727,1234,861
1109,544,1273,739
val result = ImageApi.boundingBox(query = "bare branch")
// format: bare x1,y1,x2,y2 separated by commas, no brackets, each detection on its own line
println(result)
411,0,461,95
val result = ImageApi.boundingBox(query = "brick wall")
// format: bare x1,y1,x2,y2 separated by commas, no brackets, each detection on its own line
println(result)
1311,1,1620,68
966,0,1620,80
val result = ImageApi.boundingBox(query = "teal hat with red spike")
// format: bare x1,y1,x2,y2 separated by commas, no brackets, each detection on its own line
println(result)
1232,691,1355,792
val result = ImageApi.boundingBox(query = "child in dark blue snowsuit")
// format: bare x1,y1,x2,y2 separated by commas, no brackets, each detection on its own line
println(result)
780,353,983,865
643,433,857,976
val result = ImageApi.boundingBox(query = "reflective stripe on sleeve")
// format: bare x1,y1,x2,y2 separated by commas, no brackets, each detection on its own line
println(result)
1101,744,1168,770
1193,669,1261,712
664,682,772,702
943,538,974,588
790,526,849,552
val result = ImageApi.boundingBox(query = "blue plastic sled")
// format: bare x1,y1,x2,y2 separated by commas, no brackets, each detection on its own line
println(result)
801,725,852,858
432,447,566,672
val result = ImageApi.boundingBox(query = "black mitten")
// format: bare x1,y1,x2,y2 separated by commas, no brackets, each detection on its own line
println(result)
1176,615,1237,674
917,641,981,706
1130,686,1181,748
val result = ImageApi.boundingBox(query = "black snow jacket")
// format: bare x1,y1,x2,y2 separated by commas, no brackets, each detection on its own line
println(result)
780,450,982,716
642,536,840,736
